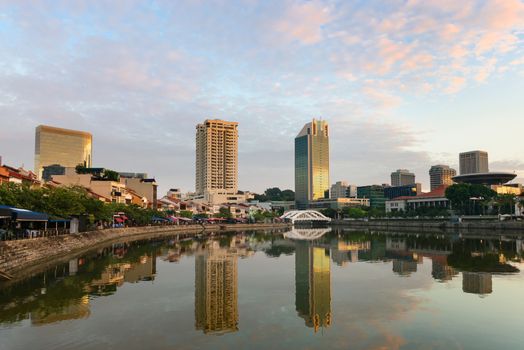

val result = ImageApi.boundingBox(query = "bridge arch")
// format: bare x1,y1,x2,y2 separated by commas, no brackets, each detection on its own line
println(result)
280,210,331,224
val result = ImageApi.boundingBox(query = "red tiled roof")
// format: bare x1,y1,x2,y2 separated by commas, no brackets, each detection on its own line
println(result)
392,185,448,201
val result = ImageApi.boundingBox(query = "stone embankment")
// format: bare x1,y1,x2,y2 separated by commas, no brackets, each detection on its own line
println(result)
331,219,524,233
0,223,290,281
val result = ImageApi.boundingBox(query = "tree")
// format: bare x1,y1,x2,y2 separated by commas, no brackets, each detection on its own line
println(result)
254,188,295,202
178,210,194,218
446,184,497,215
345,207,367,219
215,207,232,219
319,208,337,219
102,169,120,182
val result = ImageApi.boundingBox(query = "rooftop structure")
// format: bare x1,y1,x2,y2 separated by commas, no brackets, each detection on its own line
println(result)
452,172,516,186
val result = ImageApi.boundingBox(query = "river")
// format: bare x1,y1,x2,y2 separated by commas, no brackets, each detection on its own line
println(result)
1,228,523,350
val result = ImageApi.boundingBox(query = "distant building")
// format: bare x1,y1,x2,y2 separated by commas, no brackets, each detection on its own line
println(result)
330,181,356,199
357,185,386,209
196,119,238,195
308,197,369,210
0,157,9,184
118,172,148,179
41,164,66,182
390,169,416,186
459,150,489,175
295,119,330,209
429,165,456,191
34,125,92,180
269,200,296,212
167,188,182,199
384,184,421,200
385,185,449,213
124,178,158,209
52,171,129,204
492,183,522,196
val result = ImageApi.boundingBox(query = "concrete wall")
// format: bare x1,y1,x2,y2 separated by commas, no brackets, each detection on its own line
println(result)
331,219,524,232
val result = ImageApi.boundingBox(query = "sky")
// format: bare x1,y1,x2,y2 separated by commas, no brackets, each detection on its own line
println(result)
0,0,523,195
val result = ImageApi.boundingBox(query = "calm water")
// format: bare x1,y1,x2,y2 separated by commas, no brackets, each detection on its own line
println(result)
1,228,523,350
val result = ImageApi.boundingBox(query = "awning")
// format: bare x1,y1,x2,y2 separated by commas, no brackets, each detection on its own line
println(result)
121,215,129,220
49,219,71,223
114,217,124,223
0,206,49,222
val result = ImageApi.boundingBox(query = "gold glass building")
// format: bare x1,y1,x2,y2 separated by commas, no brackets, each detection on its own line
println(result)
295,119,329,209
195,119,238,195
295,242,331,332
195,246,239,334
34,125,92,180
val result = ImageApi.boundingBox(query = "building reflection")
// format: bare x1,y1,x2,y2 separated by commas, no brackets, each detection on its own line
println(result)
194,240,242,335
88,253,156,296
30,295,91,325
330,240,371,266
462,272,493,295
295,241,331,333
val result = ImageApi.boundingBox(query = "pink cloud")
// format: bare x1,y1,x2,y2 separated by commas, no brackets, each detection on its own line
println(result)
445,76,466,94
271,1,332,45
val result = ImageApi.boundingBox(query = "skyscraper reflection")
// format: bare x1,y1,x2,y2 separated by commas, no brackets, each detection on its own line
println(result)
462,272,493,295
195,242,239,335
295,241,331,333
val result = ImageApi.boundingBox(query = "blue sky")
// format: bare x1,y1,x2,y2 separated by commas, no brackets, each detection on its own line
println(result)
0,0,523,194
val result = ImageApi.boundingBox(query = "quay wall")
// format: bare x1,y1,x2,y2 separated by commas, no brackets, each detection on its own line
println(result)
0,223,291,280
330,219,524,232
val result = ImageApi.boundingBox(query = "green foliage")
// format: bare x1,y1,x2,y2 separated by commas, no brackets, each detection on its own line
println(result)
344,207,367,219
74,165,120,181
368,207,386,218
214,207,232,219
178,210,194,218
0,182,164,224
446,183,498,215
319,208,337,218
254,187,295,202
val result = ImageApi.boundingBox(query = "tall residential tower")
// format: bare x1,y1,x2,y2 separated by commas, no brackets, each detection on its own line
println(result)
34,125,92,180
295,119,330,209
195,119,239,196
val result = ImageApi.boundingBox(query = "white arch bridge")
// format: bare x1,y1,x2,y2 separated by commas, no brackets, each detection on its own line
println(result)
280,210,331,224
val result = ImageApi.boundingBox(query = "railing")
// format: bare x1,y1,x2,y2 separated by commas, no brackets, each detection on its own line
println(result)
0,228,71,241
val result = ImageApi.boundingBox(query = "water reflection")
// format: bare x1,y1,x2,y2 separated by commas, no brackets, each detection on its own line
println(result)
0,228,522,335
195,241,239,335
295,242,331,332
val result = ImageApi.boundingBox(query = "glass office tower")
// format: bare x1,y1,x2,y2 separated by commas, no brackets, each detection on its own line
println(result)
34,125,92,180
295,119,330,209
